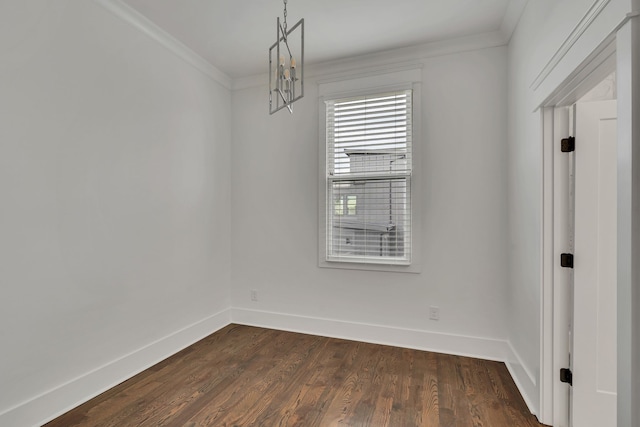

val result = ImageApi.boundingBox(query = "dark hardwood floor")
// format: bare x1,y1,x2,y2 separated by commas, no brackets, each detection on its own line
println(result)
45,324,546,426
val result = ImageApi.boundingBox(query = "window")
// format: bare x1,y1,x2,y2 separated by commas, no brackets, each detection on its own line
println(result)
325,90,412,265
334,195,358,216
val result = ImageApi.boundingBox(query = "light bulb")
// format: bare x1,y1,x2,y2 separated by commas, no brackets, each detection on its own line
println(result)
284,68,290,80
290,57,296,68
279,55,285,66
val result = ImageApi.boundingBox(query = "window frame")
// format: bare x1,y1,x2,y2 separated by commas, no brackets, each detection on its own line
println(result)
318,69,422,273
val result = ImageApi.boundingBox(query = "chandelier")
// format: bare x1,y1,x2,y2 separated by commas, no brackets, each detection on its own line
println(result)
269,0,304,114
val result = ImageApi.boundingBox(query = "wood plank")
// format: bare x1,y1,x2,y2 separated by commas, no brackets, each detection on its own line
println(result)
44,325,547,427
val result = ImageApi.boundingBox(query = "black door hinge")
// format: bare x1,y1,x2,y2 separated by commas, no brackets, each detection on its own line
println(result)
561,136,575,152
561,253,574,268
560,368,573,386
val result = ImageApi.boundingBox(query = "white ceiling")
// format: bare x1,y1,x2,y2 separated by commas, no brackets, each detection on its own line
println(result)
120,0,526,79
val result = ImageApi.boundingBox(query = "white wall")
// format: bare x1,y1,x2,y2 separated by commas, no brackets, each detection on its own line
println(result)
0,1,231,425
507,0,635,420
231,47,510,360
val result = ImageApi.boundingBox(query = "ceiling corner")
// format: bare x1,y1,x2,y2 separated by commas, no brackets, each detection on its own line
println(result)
500,0,530,43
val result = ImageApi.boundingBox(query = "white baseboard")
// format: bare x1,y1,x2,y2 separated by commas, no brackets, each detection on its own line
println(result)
504,341,540,417
232,307,511,360
0,309,231,427
231,306,539,416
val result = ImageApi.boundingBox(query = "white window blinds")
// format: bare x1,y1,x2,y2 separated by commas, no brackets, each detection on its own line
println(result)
325,90,412,265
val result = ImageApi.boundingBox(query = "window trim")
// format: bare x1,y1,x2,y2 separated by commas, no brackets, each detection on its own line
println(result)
318,70,422,273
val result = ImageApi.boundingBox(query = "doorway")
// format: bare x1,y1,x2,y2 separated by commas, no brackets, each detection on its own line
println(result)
542,68,618,427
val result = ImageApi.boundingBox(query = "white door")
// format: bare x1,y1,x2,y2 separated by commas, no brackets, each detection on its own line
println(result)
572,99,617,427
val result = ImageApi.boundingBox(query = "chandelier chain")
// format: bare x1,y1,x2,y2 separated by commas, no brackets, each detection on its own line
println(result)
283,0,288,33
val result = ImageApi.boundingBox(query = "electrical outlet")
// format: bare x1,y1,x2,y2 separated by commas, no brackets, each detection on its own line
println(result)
250,289,258,302
429,306,440,321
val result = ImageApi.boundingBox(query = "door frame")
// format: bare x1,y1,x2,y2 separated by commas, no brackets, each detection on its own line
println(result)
538,15,639,426
540,35,615,425
542,103,574,427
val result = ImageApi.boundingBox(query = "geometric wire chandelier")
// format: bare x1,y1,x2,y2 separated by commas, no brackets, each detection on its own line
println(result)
269,0,304,114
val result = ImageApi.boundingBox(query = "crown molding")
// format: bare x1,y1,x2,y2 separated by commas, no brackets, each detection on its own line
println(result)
93,0,512,94
93,0,232,89
232,30,507,91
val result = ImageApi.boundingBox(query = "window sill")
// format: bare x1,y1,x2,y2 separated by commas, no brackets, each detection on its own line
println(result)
319,258,421,274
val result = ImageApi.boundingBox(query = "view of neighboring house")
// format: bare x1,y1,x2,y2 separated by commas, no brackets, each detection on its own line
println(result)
330,150,408,259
